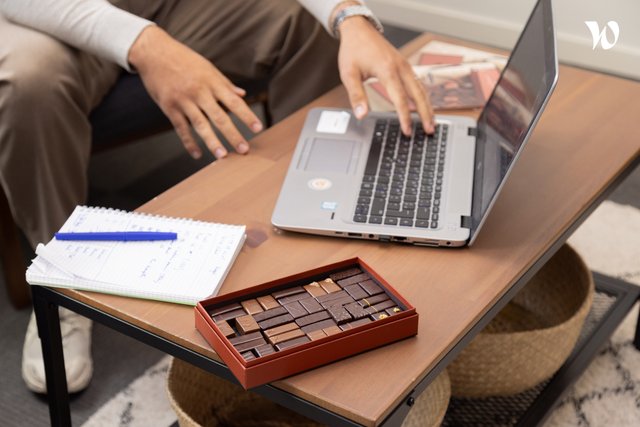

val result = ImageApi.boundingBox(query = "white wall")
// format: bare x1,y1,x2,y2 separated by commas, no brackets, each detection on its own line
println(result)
368,0,640,80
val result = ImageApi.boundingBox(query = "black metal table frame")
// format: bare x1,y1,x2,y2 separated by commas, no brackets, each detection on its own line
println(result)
34,160,639,427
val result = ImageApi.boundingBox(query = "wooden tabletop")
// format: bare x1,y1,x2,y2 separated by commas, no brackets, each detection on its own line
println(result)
59,34,640,426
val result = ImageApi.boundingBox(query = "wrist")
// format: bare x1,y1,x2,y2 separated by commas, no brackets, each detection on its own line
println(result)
128,25,164,72
330,2,383,39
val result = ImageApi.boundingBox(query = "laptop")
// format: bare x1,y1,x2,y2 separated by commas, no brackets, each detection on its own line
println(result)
272,0,558,247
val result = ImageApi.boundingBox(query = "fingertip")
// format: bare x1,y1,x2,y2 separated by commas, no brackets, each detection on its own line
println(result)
237,142,250,154
354,104,367,120
190,148,202,159
251,121,263,133
233,86,246,96
214,147,227,159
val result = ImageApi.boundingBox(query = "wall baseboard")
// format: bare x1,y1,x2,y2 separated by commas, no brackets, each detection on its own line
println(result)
368,0,639,80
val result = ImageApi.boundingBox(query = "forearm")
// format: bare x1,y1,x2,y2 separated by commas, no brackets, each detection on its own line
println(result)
0,0,153,71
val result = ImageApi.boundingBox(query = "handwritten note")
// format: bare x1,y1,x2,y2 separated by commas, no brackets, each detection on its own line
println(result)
26,206,246,305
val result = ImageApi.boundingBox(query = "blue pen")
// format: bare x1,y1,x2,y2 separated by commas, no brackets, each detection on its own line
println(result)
54,231,178,241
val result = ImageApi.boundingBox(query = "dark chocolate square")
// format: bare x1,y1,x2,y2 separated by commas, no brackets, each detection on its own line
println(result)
300,318,338,334
255,344,276,357
229,331,262,346
275,335,311,351
329,267,362,281
344,302,370,320
339,317,373,331
212,308,247,322
316,290,348,304
359,279,384,296
283,301,307,319
358,293,389,307
299,297,323,314
257,313,294,330
327,305,353,324
215,319,236,338
253,306,287,323
208,302,242,317
295,310,331,327
278,292,313,305
343,283,368,300
337,273,371,287
235,337,267,352
320,295,355,309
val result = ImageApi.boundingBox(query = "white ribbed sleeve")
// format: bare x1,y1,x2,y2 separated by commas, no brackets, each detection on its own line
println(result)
297,0,348,33
0,0,153,71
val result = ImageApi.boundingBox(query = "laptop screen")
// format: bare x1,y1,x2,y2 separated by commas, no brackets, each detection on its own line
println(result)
469,0,558,244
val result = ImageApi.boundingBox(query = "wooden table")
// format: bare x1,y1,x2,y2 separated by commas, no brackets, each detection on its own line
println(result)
34,34,640,427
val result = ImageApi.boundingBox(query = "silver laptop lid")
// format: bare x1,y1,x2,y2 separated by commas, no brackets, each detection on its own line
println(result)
468,0,558,245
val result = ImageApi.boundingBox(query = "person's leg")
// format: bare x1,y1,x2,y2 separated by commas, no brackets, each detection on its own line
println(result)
153,0,341,123
0,15,121,393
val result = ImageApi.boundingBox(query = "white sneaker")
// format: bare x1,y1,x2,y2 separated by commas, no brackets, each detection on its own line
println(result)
22,308,93,394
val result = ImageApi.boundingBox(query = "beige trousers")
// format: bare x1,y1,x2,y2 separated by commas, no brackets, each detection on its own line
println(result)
0,0,340,247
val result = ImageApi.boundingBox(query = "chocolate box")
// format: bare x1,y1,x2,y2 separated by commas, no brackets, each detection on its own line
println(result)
195,258,418,389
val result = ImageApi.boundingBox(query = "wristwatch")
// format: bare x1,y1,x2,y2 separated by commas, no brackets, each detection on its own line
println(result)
331,5,384,39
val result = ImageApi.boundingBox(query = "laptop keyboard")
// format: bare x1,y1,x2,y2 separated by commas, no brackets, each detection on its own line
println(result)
353,119,448,229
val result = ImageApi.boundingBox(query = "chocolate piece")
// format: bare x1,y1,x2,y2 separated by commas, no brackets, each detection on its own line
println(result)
300,318,338,334
303,282,327,297
359,279,384,296
295,310,331,327
235,337,267,352
299,297,323,314
255,344,276,357
278,292,312,305
275,335,311,351
322,325,342,336
213,308,247,322
344,302,370,320
235,314,260,334
340,317,372,331
319,278,342,293
307,329,327,341
208,302,242,317
386,307,403,316
241,351,256,361
343,283,368,300
215,319,236,338
337,273,371,287
264,322,298,338
316,290,348,304
253,306,287,322
372,299,396,312
327,305,352,324
240,299,264,315
272,286,305,300
283,301,307,319
329,267,362,281
320,295,355,309
267,328,305,345
229,331,263,346
258,313,294,330
257,295,280,310
371,312,390,321
358,293,389,307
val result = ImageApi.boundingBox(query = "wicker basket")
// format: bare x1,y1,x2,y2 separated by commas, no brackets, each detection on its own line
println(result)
448,244,594,398
167,357,451,427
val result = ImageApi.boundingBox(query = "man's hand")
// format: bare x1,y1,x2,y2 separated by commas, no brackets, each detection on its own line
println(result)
128,26,263,160
337,17,435,136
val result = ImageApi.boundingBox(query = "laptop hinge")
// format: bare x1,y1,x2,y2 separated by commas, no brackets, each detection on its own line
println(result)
461,215,473,230
467,127,478,137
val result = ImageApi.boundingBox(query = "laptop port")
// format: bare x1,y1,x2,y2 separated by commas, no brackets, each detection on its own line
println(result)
392,236,407,241
347,232,362,237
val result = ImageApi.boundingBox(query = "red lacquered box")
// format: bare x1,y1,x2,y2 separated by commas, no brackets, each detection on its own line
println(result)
195,258,418,389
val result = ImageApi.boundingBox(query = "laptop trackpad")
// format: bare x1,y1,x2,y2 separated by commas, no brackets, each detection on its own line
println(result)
300,138,357,174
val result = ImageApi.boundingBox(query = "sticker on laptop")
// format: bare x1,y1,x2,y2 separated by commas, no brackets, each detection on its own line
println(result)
308,178,332,191
316,111,351,134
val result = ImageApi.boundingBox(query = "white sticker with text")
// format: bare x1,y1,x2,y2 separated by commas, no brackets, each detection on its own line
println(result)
316,111,351,134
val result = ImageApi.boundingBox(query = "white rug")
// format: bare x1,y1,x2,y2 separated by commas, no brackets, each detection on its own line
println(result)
82,201,640,427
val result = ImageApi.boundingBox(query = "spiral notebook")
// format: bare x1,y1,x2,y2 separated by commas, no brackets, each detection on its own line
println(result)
25,206,246,305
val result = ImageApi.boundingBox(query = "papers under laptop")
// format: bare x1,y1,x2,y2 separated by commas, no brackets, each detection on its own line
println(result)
272,0,558,247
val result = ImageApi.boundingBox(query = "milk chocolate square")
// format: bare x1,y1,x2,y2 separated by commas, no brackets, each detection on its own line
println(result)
241,351,256,361
306,329,327,341
215,319,236,338
267,328,305,345
303,282,327,297
322,325,342,336
229,331,262,346
235,314,260,334
319,278,342,293
329,267,362,281
257,295,280,310
235,337,267,352
240,299,264,315
264,322,299,338
255,344,276,357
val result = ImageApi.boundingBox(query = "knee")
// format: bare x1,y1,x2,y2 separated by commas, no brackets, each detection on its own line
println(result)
0,33,80,119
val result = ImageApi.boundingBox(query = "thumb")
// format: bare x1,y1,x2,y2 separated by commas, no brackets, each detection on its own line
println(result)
342,68,369,120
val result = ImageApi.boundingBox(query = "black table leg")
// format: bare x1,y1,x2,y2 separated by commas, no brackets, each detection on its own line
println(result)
32,286,72,427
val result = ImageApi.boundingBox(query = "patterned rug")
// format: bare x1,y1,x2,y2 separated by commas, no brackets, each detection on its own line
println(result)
81,201,640,427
